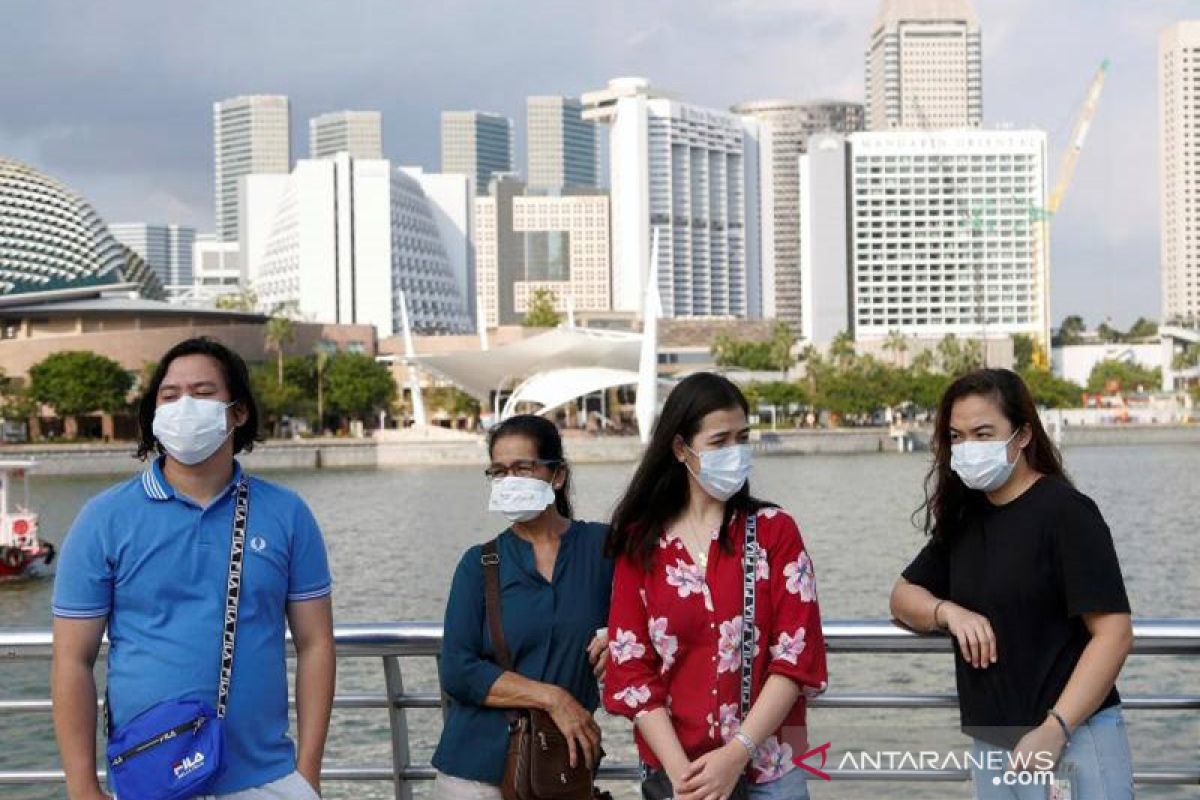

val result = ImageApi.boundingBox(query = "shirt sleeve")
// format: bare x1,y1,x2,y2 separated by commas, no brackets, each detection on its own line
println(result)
762,511,828,695
1054,493,1130,617
287,498,332,603
901,537,951,599
51,498,113,619
439,547,505,706
602,554,670,720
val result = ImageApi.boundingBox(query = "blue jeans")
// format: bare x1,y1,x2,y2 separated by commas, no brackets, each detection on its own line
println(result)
970,705,1134,799
748,766,810,800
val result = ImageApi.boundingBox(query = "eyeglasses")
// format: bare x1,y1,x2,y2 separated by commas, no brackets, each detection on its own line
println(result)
484,459,562,480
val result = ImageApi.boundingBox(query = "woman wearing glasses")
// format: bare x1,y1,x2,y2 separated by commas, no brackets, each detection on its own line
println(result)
433,415,613,800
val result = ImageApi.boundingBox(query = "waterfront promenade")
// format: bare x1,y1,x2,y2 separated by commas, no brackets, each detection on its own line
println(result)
4,423,1199,476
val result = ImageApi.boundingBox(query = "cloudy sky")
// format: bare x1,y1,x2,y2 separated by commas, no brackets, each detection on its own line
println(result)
1,0,1193,326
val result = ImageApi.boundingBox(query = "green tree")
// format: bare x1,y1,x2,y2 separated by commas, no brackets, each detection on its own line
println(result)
523,288,561,328
1012,334,1036,372
1096,320,1124,343
0,370,36,422
1173,343,1200,371
1020,368,1084,409
828,331,857,368
1055,315,1086,346
1125,317,1158,341
1086,359,1161,394
29,352,133,432
936,335,982,376
215,288,259,312
324,353,398,421
883,330,909,367
264,302,299,385
768,322,796,375
250,361,311,437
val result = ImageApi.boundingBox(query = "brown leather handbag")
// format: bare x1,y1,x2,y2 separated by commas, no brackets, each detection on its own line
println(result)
481,539,597,800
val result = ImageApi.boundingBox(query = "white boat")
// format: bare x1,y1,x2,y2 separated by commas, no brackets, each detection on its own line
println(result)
0,460,55,580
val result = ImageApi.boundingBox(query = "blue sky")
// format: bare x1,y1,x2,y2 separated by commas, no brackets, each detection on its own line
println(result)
1,0,1194,327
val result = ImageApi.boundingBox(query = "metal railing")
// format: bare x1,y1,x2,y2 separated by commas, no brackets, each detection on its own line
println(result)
2,619,1198,794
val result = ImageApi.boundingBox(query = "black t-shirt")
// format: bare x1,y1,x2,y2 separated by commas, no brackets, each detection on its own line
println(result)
902,475,1131,748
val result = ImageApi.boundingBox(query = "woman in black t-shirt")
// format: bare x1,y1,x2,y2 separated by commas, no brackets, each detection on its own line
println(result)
891,369,1134,800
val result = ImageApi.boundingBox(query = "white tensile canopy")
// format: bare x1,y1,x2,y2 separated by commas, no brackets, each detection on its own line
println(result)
413,325,642,407
406,229,665,441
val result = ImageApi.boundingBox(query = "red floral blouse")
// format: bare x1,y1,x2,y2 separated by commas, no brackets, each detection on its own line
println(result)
603,506,828,784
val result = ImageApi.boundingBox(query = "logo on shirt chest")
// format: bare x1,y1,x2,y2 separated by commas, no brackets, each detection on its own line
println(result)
249,536,267,554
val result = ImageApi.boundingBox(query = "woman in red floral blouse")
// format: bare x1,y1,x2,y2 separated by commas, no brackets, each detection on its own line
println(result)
604,372,828,800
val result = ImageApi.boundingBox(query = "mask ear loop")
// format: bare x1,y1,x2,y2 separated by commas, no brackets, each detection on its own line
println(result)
681,442,703,483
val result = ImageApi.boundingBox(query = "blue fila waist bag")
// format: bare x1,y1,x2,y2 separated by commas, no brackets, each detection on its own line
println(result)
105,478,249,800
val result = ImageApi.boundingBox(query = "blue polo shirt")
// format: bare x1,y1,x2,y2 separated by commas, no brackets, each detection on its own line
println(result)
432,521,613,784
52,458,332,794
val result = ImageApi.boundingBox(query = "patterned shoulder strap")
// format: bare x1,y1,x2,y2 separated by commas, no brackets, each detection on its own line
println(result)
740,510,758,719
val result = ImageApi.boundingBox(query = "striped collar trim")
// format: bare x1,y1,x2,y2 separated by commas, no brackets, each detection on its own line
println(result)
141,460,173,500
140,458,244,502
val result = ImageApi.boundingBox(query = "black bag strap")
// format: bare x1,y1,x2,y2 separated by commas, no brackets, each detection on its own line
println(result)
481,538,521,725
480,538,513,671
217,477,250,719
740,511,758,719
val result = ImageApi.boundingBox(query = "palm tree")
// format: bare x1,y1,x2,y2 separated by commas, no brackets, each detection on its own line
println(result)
883,330,909,368
264,302,298,386
829,331,856,368
315,348,329,433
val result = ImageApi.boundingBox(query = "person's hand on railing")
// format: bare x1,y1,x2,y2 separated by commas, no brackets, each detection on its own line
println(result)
546,686,602,770
940,603,998,669
588,629,609,682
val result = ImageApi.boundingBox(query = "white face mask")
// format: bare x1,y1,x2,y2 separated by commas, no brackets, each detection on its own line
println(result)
685,443,753,502
153,396,235,466
488,476,557,523
950,429,1020,493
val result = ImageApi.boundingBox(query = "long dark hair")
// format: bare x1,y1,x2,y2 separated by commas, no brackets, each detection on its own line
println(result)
137,337,262,460
487,414,574,518
606,372,773,569
918,368,1066,542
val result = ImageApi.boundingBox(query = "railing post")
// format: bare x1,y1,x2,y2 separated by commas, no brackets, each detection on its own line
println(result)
383,655,413,800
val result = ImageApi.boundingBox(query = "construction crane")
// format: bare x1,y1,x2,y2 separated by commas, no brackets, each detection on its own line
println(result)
1031,59,1110,367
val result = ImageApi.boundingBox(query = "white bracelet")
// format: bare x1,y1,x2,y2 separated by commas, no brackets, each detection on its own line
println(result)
732,731,757,759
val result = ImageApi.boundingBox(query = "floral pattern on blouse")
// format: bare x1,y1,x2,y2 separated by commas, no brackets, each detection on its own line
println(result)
605,508,827,785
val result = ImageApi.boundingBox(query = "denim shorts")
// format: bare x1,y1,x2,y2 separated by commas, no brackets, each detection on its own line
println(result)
970,705,1134,800
748,766,811,800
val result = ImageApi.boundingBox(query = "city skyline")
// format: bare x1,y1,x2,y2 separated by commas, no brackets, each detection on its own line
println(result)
0,0,1193,326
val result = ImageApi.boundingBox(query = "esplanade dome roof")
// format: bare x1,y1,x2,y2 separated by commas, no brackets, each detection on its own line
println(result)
0,158,163,298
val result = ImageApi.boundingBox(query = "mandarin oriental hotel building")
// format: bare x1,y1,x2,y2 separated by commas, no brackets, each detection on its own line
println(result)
845,130,1049,343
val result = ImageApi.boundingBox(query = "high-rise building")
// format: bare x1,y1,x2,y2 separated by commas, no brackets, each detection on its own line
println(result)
845,130,1048,343
798,134,852,345
474,175,610,328
399,168,476,326
309,110,384,159
213,95,290,242
865,0,982,131
245,154,472,336
733,100,864,328
527,96,600,189
441,111,514,195
1160,21,1200,324
583,77,758,318
192,234,243,302
108,223,196,287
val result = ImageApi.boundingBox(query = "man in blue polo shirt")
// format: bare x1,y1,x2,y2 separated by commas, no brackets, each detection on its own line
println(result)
51,337,335,799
